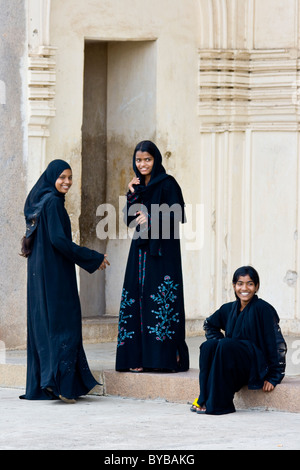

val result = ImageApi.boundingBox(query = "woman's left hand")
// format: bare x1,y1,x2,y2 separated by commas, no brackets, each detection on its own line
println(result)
135,211,147,226
262,380,275,392
128,177,140,193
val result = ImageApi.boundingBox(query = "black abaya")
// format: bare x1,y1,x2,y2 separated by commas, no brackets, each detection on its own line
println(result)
21,160,104,400
115,141,189,372
198,295,287,415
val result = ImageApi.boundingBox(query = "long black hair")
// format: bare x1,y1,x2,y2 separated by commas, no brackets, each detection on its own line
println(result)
20,233,36,258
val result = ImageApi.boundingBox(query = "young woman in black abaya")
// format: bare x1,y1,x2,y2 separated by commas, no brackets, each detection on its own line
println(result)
20,159,109,403
115,141,189,373
191,266,287,415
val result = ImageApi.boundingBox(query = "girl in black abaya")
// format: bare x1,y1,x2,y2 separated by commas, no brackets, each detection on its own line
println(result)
115,140,189,373
20,159,109,402
191,266,287,415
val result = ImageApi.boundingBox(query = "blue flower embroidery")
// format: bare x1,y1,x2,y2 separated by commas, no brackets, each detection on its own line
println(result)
117,288,135,347
148,275,179,341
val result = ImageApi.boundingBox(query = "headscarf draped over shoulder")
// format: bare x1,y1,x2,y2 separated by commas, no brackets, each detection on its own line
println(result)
132,140,169,193
24,159,71,238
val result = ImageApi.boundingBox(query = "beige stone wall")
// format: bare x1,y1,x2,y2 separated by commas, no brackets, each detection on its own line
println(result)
196,0,300,334
0,0,27,349
33,0,300,334
2,0,300,349
46,0,201,320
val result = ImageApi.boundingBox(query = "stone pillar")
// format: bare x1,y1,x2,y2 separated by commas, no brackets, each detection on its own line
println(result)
27,0,56,190
0,0,27,348
198,0,300,333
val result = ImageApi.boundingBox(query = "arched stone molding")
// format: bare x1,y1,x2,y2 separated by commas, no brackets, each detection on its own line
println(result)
198,0,255,50
27,0,56,189
199,48,300,132
198,0,300,132
198,0,300,333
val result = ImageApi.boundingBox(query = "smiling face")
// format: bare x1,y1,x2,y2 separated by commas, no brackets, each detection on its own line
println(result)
55,169,73,194
233,274,258,309
135,151,154,185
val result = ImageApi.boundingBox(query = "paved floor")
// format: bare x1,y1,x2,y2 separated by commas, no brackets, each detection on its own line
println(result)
5,335,300,376
85,335,300,375
1,387,300,451
2,336,300,451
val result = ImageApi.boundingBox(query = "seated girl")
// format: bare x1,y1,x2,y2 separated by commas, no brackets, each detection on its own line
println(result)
191,266,287,415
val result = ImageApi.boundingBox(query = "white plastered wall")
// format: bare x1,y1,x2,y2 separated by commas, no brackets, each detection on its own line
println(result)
26,0,300,335
46,0,201,320
197,0,300,333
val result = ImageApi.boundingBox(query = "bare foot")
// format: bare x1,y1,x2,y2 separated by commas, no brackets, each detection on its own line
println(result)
190,399,206,413
196,406,206,414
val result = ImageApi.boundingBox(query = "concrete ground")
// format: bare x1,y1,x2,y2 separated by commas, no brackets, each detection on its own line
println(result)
1,387,300,451
1,335,300,451
4,335,300,374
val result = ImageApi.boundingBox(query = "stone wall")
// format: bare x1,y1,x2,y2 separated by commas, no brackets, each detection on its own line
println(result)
46,0,200,321
1,0,300,349
197,0,300,333
0,0,27,348
44,0,300,334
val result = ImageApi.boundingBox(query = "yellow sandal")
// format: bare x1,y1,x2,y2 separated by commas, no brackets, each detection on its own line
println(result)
190,397,200,412
190,398,206,413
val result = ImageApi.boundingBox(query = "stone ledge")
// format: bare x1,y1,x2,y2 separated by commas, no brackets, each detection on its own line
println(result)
2,362,299,413
99,369,300,413
82,316,205,343
235,376,300,413
82,316,118,343
0,364,26,388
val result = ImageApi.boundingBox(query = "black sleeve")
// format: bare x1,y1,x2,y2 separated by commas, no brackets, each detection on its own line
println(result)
46,198,104,274
261,304,287,386
123,191,142,227
203,304,229,340
149,177,186,241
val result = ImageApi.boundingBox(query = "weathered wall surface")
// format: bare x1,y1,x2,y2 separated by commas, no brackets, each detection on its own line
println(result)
0,0,27,348
46,0,300,334
2,0,300,349
197,0,300,334
47,0,200,320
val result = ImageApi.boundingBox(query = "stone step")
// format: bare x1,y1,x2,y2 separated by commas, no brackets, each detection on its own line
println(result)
2,336,300,413
1,362,300,413
0,364,26,389
101,369,300,413
82,316,119,343
81,316,205,343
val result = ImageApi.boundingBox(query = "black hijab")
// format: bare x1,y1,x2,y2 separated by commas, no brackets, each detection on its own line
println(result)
128,141,186,255
132,140,169,194
24,159,71,238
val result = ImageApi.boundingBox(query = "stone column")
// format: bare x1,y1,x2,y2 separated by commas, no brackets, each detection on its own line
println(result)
0,0,27,348
198,0,300,333
27,0,56,190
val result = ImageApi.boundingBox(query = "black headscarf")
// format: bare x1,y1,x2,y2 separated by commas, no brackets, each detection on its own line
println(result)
127,141,186,255
24,159,71,238
132,140,169,193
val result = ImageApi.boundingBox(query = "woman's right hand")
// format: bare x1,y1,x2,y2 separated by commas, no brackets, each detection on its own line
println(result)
128,177,140,193
98,254,110,270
